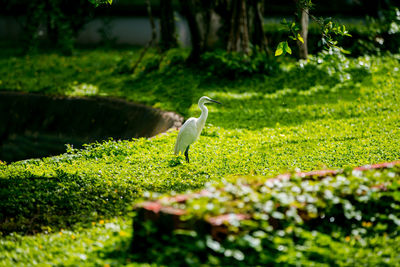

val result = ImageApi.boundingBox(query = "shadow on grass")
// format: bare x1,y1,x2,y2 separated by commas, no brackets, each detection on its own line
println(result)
207,82,364,130
96,228,335,266
122,67,201,117
97,233,220,266
0,172,137,235
123,63,370,129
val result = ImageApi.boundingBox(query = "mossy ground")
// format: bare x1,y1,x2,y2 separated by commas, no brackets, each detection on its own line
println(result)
0,45,399,265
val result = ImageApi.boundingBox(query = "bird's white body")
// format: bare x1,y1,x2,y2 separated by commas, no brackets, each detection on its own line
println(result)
174,96,219,162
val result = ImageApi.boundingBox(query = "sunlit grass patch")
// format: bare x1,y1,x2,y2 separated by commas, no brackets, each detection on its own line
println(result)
0,47,400,265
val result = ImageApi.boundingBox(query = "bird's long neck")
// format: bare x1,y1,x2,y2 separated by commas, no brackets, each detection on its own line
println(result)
197,102,208,129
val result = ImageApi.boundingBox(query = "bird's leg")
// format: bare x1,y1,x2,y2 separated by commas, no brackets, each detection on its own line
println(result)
185,146,190,163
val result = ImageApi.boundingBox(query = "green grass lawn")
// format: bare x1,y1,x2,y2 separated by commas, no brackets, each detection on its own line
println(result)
0,46,399,265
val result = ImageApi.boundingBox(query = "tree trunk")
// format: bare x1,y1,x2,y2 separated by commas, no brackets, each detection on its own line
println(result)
249,0,269,53
199,1,212,51
179,0,203,62
239,0,249,53
147,0,157,45
227,0,239,52
227,0,250,54
131,0,158,72
298,7,309,59
160,0,178,51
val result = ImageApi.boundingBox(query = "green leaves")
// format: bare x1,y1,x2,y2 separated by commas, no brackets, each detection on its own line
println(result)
275,19,306,57
318,19,352,51
275,42,284,56
275,41,292,56
277,19,302,57
133,165,400,265
1,46,400,265
284,41,292,54
277,2,353,57
297,33,304,44
88,0,112,7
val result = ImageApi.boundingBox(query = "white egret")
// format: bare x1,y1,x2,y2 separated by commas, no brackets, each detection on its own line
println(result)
174,96,221,162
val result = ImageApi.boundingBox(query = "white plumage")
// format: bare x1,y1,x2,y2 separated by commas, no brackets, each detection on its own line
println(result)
174,96,221,162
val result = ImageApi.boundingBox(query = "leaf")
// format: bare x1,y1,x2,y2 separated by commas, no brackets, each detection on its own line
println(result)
339,48,351,54
283,41,292,54
297,33,304,44
275,42,285,56
275,48,283,56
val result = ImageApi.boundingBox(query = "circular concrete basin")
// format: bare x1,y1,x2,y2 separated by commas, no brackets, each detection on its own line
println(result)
0,91,183,162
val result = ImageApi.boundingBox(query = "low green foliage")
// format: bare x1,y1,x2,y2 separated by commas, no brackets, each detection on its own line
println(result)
355,7,400,55
200,50,279,79
0,46,400,265
133,166,400,266
5,0,94,54
265,18,400,56
0,218,137,266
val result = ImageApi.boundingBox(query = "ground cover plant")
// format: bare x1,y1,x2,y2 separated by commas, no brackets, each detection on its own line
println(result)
132,164,400,266
0,43,400,265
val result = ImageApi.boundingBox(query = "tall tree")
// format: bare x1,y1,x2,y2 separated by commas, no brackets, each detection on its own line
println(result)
227,0,250,53
178,0,203,62
160,0,177,51
297,6,309,59
90,0,350,61
249,0,269,53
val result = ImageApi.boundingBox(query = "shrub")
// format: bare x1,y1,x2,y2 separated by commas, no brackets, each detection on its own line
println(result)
131,165,400,266
5,0,94,53
199,50,279,79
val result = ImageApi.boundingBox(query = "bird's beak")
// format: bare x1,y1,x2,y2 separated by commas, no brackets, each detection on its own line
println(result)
209,99,222,105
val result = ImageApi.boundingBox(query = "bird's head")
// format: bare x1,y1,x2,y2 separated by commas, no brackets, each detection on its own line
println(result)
199,96,221,105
